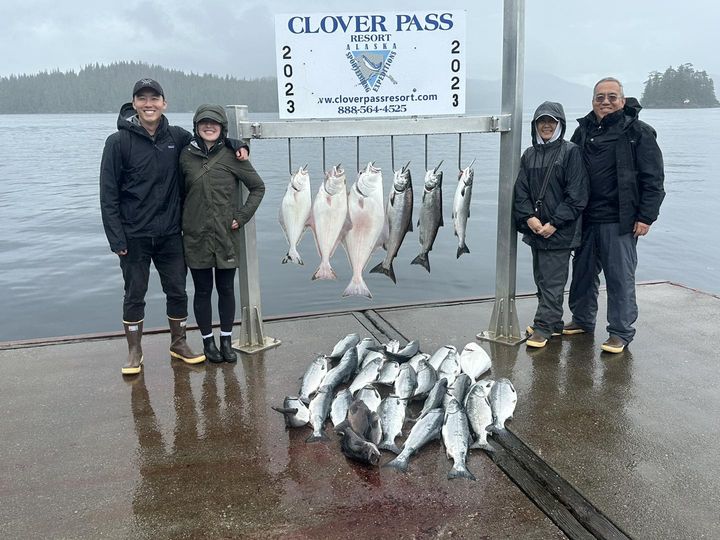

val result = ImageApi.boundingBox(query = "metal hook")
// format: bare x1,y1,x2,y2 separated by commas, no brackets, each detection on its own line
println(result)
424,134,428,170
322,137,326,173
391,135,395,171
356,136,360,174
458,133,463,170
287,138,292,175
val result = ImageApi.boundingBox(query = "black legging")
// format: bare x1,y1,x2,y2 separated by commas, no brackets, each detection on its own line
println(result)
189,268,237,335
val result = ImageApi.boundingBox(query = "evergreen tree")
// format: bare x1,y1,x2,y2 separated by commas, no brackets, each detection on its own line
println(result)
642,63,719,108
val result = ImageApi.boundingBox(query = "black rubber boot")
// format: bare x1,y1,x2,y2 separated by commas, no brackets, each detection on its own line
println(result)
220,335,238,363
203,336,224,363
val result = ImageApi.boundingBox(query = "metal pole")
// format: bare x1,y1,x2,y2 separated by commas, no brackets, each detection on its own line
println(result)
225,105,281,354
478,0,524,345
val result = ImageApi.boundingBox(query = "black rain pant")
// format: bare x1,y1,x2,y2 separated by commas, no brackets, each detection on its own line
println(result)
531,247,572,339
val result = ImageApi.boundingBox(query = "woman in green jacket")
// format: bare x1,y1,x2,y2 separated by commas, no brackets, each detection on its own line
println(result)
180,104,265,362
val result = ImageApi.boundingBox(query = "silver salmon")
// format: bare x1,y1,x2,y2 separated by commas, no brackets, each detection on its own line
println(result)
411,161,444,273
452,161,474,258
369,163,413,283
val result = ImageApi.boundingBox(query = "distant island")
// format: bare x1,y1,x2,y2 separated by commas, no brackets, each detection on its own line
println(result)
642,63,719,108
0,61,278,114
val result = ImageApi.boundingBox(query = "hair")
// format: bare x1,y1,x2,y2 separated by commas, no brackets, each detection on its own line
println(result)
593,77,624,97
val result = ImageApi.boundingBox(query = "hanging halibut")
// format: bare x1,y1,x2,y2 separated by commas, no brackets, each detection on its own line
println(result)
342,162,385,298
411,161,444,273
369,162,413,284
452,160,475,258
278,165,312,265
309,164,349,280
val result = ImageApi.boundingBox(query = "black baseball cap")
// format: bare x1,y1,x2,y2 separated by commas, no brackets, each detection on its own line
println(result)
132,78,164,97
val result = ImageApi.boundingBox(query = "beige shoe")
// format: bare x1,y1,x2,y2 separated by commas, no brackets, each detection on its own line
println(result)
526,326,561,337
526,332,548,348
562,322,587,335
601,335,626,353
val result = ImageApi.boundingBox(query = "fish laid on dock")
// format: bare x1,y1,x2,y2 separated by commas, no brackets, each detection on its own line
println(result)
370,162,413,283
342,162,385,298
452,161,475,258
412,161,444,273
279,166,312,265
310,164,349,280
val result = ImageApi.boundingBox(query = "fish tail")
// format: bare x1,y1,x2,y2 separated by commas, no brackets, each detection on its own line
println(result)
378,441,402,455
411,253,431,273
271,406,298,415
470,437,494,452
456,244,470,259
342,276,372,298
312,261,337,280
305,430,330,443
448,464,476,481
383,455,409,472
282,247,304,266
369,261,397,284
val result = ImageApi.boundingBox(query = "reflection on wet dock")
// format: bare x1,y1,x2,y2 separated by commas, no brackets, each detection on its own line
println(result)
1,282,718,539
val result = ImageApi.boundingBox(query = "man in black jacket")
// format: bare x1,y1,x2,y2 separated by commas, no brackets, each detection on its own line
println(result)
564,77,665,353
100,79,248,375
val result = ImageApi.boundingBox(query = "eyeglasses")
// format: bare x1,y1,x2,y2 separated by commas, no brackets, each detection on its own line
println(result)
594,93,621,103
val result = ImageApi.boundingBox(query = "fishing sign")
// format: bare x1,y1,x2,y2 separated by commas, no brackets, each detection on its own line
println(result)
274,11,466,119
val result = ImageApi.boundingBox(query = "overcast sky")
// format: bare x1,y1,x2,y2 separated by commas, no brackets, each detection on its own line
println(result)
2,0,717,97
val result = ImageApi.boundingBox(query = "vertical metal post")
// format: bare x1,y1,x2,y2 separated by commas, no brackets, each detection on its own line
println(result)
225,105,281,354
478,0,524,345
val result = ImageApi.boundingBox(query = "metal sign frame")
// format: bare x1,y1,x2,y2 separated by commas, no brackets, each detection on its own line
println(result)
226,0,525,352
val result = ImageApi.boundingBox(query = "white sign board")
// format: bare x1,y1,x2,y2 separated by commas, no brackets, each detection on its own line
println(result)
274,11,466,119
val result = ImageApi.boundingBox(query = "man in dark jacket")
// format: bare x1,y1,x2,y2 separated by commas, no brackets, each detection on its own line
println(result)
564,77,665,353
99,79,248,375
514,101,588,348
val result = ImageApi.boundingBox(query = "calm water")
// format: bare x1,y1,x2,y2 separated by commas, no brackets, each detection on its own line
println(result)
0,108,717,341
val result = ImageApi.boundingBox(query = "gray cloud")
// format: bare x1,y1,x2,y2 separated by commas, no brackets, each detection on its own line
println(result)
1,0,718,99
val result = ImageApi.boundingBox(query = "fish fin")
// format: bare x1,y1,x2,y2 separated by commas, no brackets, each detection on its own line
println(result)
456,244,470,259
411,253,431,273
382,456,409,472
312,261,337,281
448,466,476,481
440,215,444,227
271,406,298,415
305,430,330,443
408,220,413,232
282,249,304,265
299,397,311,405
369,261,397,284
342,277,372,298
333,420,349,434
378,442,402,455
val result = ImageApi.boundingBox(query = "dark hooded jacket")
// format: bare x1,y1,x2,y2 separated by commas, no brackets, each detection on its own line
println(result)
571,97,665,234
100,103,191,252
514,101,589,250
180,104,265,269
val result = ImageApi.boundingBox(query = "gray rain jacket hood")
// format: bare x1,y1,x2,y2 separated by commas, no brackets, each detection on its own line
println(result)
531,101,566,147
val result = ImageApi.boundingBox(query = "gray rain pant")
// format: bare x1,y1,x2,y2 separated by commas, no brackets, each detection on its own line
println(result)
568,222,638,344
531,247,572,339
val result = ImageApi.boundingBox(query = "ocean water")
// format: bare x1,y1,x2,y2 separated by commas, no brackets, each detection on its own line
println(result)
0,107,717,341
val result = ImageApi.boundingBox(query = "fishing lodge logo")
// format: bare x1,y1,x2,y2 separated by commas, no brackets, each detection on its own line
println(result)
346,46,397,92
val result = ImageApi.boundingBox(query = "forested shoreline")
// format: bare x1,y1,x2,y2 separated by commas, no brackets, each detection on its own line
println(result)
642,63,719,108
0,61,278,113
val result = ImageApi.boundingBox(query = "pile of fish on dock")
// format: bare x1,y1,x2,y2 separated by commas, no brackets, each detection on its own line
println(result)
278,160,475,298
272,333,517,480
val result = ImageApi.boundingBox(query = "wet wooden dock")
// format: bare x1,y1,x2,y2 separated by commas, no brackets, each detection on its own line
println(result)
1,282,718,539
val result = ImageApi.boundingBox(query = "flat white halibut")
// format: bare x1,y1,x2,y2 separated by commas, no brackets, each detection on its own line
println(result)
310,164,349,280
279,166,311,265
342,162,385,297
452,161,474,258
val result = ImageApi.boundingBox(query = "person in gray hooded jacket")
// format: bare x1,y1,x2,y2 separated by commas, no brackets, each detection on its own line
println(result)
514,101,589,348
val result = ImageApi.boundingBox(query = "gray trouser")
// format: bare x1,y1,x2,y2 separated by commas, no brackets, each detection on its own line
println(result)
531,248,571,339
568,222,638,344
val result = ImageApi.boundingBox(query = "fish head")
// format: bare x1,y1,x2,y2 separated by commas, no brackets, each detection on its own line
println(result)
460,159,476,186
356,162,382,196
445,397,462,414
424,162,443,190
392,162,412,191
324,167,346,196
364,443,382,466
290,165,310,191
